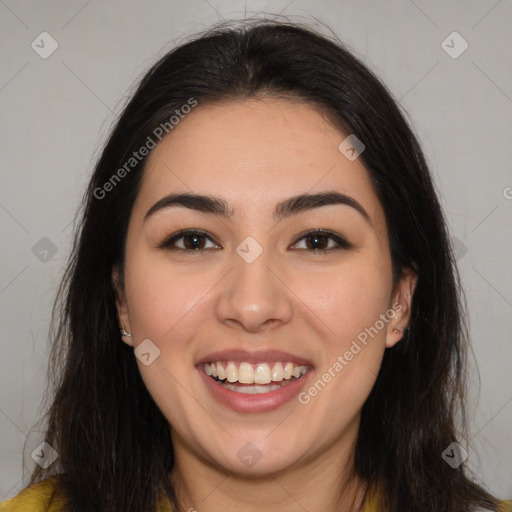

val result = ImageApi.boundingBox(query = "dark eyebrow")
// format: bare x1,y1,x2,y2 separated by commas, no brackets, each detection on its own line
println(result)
144,191,371,225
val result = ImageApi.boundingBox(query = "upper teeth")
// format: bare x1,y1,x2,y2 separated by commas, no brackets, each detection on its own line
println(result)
204,361,308,384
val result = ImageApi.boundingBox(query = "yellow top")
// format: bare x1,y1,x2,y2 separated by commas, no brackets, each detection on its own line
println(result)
1,477,511,511
0,478,168,512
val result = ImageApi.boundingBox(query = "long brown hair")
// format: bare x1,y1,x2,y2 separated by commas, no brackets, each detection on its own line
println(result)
28,18,502,511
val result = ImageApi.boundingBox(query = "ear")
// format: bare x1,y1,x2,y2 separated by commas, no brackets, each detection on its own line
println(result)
112,265,133,347
385,266,417,348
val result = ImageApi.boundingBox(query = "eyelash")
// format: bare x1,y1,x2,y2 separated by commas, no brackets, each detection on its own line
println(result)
157,228,352,255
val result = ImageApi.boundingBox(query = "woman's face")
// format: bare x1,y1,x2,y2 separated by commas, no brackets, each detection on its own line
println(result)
115,97,415,476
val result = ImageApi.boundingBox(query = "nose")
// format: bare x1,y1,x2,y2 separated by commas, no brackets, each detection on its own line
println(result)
215,246,294,333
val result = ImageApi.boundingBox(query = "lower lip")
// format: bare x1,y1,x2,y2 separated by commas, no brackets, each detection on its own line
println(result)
198,366,313,414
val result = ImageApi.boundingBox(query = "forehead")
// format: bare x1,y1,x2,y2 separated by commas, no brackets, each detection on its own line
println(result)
135,97,385,230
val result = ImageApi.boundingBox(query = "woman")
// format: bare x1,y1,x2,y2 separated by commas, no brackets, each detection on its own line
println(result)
1,19,510,512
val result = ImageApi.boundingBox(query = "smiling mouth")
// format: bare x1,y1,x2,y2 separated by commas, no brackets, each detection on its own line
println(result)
203,361,310,394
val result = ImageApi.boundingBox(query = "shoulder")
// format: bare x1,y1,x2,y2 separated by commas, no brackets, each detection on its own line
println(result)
0,477,65,512
1,478,173,511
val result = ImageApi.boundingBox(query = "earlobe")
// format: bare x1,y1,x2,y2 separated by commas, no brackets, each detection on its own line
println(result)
385,266,418,348
112,266,133,347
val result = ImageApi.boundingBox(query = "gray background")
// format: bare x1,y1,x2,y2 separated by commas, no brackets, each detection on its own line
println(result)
1,0,511,502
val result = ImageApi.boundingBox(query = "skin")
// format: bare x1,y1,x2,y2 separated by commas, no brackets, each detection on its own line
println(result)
113,97,417,512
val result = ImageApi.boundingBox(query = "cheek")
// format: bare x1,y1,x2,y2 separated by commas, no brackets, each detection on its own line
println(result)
122,253,211,431
121,249,203,387
293,254,391,415
124,250,209,344
298,255,392,347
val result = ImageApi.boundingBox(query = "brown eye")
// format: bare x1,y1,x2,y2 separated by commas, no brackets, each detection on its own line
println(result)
158,229,220,252
304,233,330,251
181,233,207,250
291,229,352,253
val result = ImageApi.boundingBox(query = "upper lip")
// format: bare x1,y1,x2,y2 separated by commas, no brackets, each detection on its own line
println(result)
196,349,313,367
